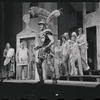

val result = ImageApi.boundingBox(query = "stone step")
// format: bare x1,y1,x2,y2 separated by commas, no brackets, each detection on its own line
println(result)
59,75,100,82
83,70,100,75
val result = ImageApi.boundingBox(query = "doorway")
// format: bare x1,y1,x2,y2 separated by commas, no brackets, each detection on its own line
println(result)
86,26,97,70
20,37,36,79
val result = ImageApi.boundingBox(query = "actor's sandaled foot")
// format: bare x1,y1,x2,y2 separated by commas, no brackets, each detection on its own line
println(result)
52,78,57,84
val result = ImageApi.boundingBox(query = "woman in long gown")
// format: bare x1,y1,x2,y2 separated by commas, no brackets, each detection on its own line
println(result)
54,40,63,78
63,32,71,75
61,35,70,75
69,32,83,75
77,28,90,71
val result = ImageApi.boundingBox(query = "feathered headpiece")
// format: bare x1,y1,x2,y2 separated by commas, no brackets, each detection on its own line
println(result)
46,8,63,24
29,6,63,25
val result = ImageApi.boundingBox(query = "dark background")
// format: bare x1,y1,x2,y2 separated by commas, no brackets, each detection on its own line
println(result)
0,2,22,71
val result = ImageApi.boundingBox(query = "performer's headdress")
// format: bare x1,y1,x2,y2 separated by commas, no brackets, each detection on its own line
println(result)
71,32,77,37
29,6,63,25
64,32,69,39
64,32,69,36
61,35,66,40
38,18,46,25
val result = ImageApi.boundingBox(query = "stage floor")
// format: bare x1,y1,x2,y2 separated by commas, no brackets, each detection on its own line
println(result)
2,79,100,88
1,79,100,100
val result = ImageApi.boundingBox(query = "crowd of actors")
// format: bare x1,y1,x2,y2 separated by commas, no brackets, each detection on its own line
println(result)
3,41,30,80
54,28,90,80
34,19,90,84
3,19,90,84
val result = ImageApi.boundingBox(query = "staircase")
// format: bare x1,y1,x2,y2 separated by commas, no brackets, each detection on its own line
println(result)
47,70,100,82
59,70,100,82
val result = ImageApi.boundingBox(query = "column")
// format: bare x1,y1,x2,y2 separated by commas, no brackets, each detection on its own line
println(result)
96,24,100,69
83,2,88,63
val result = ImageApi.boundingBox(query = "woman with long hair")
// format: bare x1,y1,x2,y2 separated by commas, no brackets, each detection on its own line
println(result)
77,28,90,71
61,34,70,75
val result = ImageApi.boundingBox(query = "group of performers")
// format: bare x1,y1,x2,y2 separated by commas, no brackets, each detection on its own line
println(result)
3,41,31,80
34,19,90,84
2,6,90,84
54,28,90,80
2,20,90,84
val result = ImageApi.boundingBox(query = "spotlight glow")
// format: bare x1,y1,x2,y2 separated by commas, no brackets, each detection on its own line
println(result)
55,93,59,96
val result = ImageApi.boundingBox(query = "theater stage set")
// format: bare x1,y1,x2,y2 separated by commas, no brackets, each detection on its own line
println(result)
1,2,100,100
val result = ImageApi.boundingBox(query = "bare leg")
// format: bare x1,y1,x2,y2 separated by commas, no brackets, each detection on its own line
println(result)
81,57,90,71
77,58,83,75
80,49,90,70
70,59,78,75
36,57,44,83
61,55,69,75
24,65,28,80
55,59,60,79
19,66,22,80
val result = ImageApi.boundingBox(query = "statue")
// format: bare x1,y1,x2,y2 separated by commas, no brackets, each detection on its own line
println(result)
22,14,34,32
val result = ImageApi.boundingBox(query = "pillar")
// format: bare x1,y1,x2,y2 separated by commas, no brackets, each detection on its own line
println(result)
96,2,100,70
83,2,88,63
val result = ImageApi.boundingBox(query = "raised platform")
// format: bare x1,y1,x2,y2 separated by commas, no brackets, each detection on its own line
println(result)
47,70,100,82
2,79,100,87
0,70,100,99
83,70,100,75
59,75,100,82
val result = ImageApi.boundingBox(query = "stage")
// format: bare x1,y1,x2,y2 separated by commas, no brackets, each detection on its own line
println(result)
0,79,100,100
2,79,100,87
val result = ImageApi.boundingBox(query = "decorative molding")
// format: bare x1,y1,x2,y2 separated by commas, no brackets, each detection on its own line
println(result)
83,12,95,28
95,10,100,24
17,29,38,38
83,10,100,28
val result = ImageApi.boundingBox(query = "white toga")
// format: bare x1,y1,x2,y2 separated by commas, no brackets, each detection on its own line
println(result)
18,48,29,65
